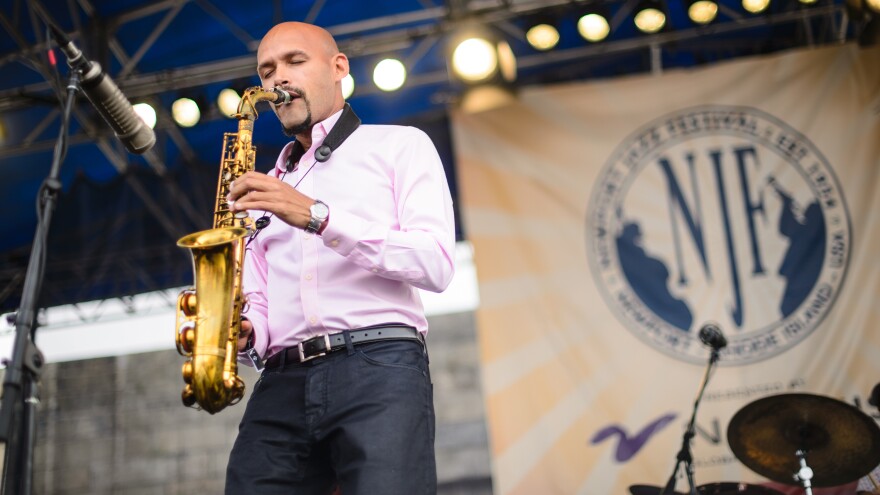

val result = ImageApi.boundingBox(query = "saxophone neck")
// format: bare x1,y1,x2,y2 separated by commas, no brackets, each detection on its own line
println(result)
237,86,286,123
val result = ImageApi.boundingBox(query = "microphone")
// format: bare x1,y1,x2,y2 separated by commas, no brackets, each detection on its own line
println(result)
50,27,155,154
698,322,727,350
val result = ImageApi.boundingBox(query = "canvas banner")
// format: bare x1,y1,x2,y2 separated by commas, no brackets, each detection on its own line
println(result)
452,44,880,494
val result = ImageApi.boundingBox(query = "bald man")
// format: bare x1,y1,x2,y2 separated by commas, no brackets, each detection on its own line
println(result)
224,22,456,495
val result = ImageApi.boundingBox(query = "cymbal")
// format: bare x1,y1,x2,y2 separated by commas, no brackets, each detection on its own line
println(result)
628,485,687,495
697,482,784,494
727,393,880,487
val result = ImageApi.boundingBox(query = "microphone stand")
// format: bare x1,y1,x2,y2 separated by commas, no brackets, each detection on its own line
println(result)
0,69,80,495
660,346,721,495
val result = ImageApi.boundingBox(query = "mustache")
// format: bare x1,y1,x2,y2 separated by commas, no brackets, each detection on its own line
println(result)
274,87,305,106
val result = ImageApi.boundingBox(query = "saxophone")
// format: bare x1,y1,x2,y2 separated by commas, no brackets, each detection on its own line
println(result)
175,87,292,414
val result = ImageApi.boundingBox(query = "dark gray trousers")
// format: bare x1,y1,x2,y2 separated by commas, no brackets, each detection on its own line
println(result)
225,338,436,495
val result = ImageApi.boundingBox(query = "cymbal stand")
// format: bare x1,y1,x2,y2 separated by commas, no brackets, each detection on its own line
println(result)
660,347,721,495
793,450,814,495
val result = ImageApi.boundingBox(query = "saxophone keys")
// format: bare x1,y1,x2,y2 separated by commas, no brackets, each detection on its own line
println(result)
181,360,194,384
176,322,195,355
179,291,197,316
181,384,196,408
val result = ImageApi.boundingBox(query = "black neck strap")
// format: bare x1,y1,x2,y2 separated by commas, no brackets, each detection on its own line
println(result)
286,103,361,171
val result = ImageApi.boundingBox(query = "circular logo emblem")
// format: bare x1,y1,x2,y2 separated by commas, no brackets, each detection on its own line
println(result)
587,106,851,365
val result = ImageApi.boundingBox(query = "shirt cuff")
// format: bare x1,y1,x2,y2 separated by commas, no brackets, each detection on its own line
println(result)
320,207,377,256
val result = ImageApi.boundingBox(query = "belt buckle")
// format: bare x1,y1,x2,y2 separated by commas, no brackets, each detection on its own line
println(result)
298,334,331,362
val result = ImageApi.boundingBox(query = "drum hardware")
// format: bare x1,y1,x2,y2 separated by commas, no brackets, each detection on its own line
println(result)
793,450,814,495
695,482,784,494
629,484,686,494
629,482,784,494
727,393,880,492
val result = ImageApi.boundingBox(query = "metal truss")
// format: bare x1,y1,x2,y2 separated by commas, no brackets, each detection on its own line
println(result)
0,0,863,311
0,0,855,110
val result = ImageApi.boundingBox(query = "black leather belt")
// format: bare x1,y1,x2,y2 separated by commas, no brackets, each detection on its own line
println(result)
263,325,421,369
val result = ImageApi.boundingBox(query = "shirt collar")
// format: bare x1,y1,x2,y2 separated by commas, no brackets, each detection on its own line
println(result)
274,107,345,174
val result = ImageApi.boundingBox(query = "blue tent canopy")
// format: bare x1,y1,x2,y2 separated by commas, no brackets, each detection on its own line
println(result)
0,0,871,311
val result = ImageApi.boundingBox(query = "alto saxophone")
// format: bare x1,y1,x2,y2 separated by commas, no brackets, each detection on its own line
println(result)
175,87,292,413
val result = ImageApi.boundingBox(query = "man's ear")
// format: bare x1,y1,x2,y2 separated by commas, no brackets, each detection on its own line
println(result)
333,53,350,82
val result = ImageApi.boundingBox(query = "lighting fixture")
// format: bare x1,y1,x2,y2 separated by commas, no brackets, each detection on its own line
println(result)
133,102,157,129
342,74,355,99
373,58,406,92
217,88,240,117
742,0,771,13
634,0,667,33
688,0,719,23
526,23,560,50
172,97,200,127
452,37,498,82
578,13,611,42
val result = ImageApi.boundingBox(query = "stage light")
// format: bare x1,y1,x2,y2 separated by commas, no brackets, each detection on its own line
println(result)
452,37,498,82
866,0,880,11
342,73,355,99
447,27,517,112
217,88,240,117
496,40,516,83
133,102,157,129
742,0,771,13
526,23,560,50
373,58,406,92
634,0,667,33
688,0,719,23
799,0,818,5
172,97,200,127
578,13,611,42
450,31,516,85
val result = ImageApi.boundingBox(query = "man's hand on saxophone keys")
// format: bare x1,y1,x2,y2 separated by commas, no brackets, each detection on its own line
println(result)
227,171,314,230
237,319,254,352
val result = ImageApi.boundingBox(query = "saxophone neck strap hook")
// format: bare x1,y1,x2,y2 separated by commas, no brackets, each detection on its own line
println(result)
286,103,361,171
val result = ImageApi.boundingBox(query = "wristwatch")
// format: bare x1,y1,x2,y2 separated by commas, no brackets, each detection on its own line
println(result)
305,200,330,234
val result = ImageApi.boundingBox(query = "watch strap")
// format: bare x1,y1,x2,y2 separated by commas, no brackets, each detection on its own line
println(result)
305,216,322,234
305,200,329,234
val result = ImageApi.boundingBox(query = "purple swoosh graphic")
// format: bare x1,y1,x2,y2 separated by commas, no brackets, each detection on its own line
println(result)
590,413,678,462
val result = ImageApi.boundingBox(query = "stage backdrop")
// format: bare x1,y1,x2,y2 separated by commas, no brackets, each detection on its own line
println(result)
452,44,880,494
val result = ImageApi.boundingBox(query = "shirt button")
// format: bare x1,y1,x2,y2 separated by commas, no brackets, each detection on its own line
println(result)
303,234,312,240
309,316,317,324
305,274,313,281
371,268,378,273
330,240,339,247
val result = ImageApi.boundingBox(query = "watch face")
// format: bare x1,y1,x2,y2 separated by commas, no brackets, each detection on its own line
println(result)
311,201,330,219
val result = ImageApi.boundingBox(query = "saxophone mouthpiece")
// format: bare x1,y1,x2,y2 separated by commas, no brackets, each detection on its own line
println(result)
273,88,294,105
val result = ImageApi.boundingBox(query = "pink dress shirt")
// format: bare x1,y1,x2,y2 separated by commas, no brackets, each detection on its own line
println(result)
241,108,456,362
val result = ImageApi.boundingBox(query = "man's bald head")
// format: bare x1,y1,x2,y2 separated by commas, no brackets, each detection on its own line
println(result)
258,22,339,60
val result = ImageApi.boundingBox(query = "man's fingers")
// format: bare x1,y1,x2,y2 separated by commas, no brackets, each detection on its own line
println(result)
237,319,253,352
228,172,270,199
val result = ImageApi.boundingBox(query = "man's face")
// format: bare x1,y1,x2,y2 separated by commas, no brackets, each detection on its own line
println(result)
256,24,344,137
